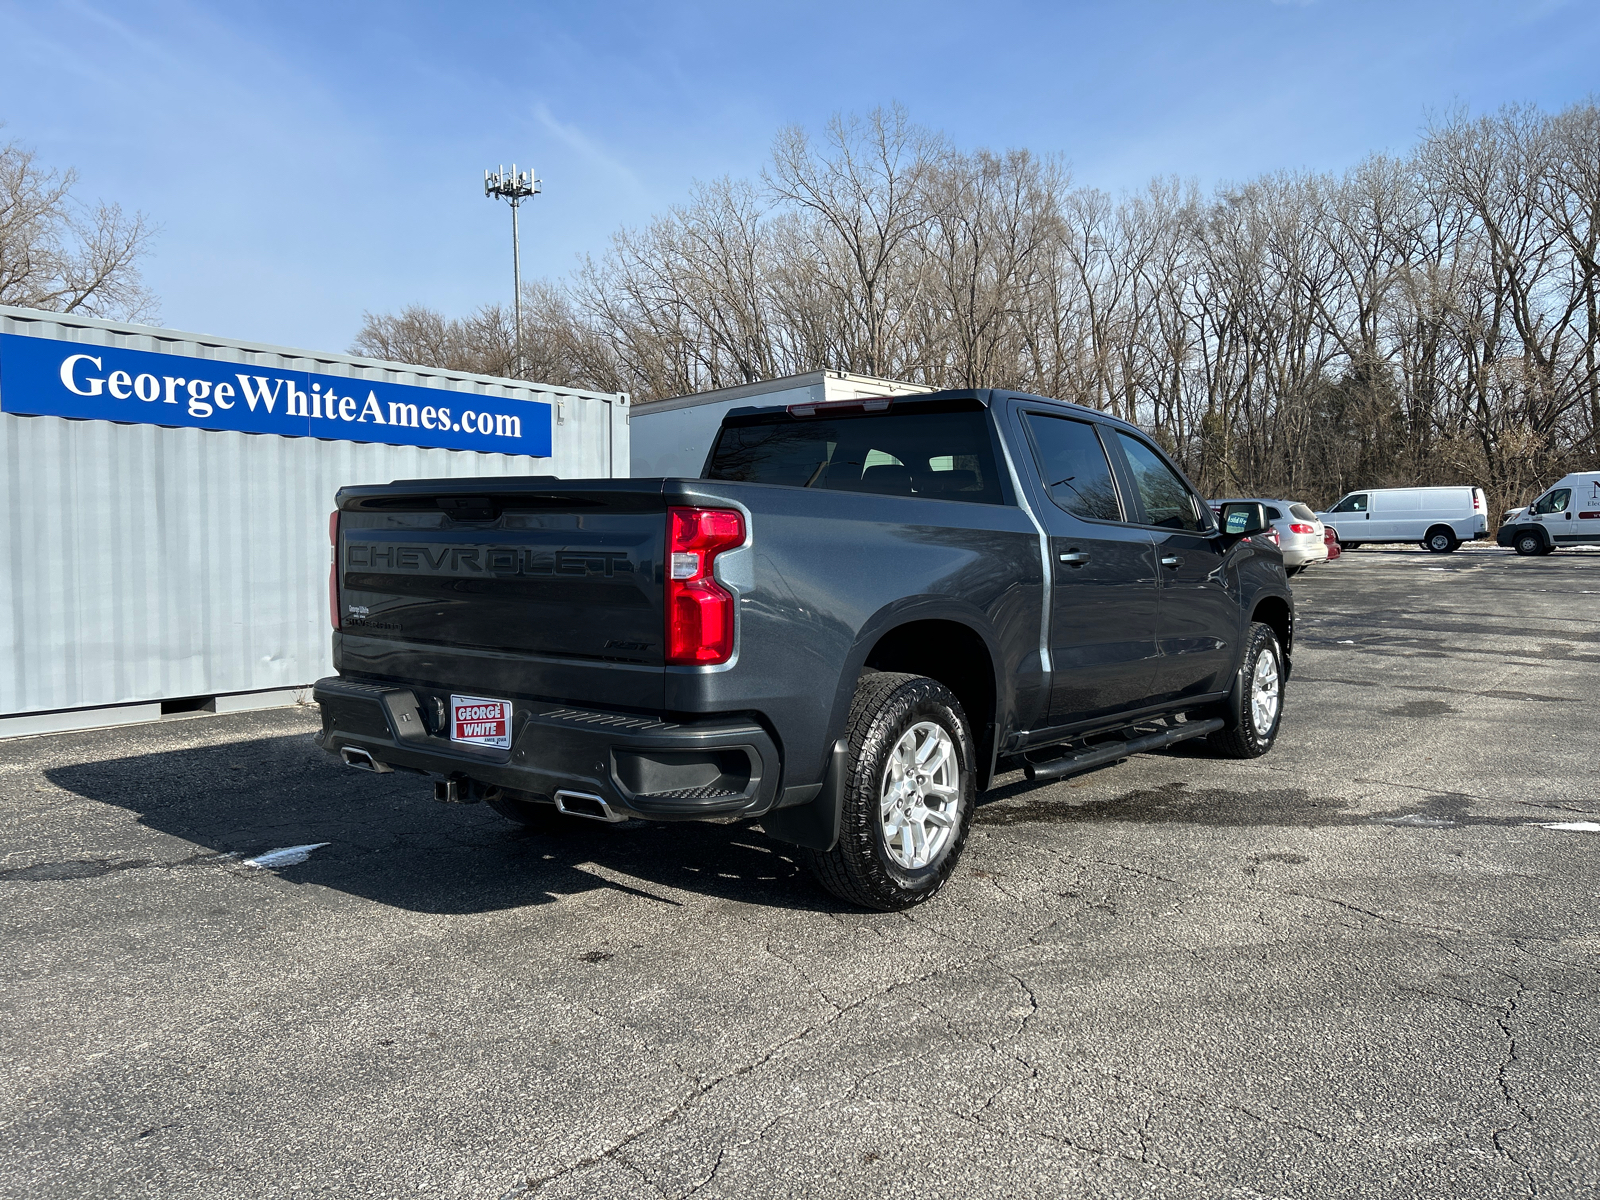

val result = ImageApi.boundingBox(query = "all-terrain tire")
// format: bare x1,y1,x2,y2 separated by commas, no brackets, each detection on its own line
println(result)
1206,622,1285,759
802,672,976,911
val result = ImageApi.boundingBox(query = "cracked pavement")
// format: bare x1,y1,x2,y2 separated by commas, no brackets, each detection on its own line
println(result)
1,543,1597,1198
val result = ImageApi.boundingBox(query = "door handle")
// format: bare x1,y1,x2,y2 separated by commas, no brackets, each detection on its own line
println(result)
1058,551,1090,566
1160,555,1182,569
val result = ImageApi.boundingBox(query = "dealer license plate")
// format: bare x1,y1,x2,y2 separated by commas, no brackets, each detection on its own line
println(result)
450,694,513,749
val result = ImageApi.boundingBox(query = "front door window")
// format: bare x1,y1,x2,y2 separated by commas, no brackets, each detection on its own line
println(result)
1112,433,1209,531
1532,488,1571,515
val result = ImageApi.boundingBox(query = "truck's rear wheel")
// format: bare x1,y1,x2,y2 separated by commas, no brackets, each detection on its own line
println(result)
803,672,975,911
1206,622,1283,759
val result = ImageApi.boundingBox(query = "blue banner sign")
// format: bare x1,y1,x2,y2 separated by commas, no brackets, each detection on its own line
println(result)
0,332,551,457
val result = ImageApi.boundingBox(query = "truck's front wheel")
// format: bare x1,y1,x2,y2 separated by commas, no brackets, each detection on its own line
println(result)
1205,622,1284,759
804,672,975,911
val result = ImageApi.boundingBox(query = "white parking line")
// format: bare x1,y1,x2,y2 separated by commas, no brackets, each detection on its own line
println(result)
1540,822,1600,833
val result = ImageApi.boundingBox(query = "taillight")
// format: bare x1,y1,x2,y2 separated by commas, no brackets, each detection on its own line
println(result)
666,506,745,665
1473,493,1482,511
1268,528,1280,546
1289,522,1315,534
328,510,341,630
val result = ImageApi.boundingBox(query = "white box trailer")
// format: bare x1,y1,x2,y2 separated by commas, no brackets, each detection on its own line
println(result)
0,305,629,737
629,370,930,479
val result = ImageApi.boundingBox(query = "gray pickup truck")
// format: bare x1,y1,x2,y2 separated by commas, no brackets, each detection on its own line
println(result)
314,389,1292,909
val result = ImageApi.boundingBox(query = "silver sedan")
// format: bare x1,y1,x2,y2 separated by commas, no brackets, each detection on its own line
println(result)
1209,498,1330,575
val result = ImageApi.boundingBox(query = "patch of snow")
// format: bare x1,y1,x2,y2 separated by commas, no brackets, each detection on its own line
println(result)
1541,822,1600,833
244,843,331,869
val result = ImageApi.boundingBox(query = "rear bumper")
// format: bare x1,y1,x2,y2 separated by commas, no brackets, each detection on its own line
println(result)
312,676,782,821
1283,543,1329,568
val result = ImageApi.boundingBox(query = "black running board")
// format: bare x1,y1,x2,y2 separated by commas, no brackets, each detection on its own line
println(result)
1022,717,1226,782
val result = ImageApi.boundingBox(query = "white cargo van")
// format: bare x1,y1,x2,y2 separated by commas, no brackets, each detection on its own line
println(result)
1317,486,1489,553
1495,471,1600,556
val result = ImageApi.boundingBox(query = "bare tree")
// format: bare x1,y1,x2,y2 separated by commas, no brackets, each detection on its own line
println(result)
766,105,942,378
360,101,1600,516
0,135,157,321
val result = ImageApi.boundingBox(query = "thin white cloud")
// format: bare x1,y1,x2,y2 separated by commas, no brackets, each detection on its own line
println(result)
533,103,644,193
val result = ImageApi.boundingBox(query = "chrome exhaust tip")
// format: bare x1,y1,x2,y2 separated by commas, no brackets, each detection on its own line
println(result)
554,789,626,823
340,746,391,774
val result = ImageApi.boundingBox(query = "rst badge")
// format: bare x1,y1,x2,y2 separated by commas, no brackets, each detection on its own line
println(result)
450,695,512,748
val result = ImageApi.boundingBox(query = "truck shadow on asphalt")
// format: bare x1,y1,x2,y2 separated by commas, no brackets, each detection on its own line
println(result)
42,731,1540,915
42,730,832,915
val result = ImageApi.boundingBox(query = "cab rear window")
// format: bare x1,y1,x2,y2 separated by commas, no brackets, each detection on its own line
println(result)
706,403,1004,503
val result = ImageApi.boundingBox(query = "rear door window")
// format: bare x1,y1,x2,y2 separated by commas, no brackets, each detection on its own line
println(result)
706,403,1003,503
1021,413,1123,521
1111,432,1209,532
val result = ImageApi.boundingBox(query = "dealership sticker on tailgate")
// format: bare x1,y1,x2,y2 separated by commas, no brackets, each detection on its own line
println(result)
450,695,512,748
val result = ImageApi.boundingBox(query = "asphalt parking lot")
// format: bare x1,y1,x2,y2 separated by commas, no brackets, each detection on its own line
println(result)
2,543,1598,1199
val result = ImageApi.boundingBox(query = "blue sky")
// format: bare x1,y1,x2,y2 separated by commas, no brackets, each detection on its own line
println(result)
2,0,1596,353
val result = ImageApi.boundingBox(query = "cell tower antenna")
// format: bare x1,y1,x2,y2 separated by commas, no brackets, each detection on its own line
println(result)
484,163,541,378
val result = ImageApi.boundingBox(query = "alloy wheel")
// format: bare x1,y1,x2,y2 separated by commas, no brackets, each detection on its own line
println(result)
879,721,960,870
1251,646,1282,732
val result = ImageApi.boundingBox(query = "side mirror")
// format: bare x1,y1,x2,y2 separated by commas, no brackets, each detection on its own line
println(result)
1218,501,1269,540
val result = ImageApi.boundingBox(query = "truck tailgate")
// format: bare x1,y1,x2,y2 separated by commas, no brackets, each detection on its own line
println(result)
333,479,668,706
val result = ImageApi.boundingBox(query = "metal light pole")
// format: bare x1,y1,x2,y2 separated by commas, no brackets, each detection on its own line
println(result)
484,163,540,378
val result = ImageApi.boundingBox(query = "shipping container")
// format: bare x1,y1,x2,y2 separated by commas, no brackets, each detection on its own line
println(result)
629,370,929,479
0,304,629,736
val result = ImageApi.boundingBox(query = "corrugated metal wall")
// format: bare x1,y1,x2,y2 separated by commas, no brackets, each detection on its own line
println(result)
0,307,629,718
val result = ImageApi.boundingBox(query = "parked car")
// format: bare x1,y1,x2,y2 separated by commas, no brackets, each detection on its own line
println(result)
313,389,1294,910
1317,486,1489,552
1209,498,1328,575
1324,526,1341,560
1496,472,1600,556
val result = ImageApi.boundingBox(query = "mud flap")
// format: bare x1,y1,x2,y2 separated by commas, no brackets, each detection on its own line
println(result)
759,739,849,851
